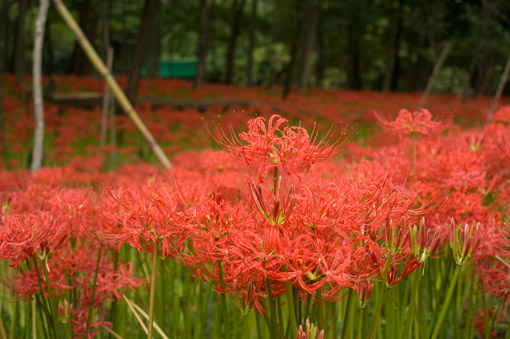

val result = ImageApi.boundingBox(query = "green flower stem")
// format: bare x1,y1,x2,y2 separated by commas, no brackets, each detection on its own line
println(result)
266,278,277,338
304,292,313,324
218,262,231,339
147,245,158,339
284,281,298,339
402,270,422,338
357,306,364,339
365,285,388,339
33,258,55,338
316,289,323,331
330,301,337,339
487,304,500,339
32,299,36,339
341,289,353,339
430,264,461,339
255,309,262,339
84,243,103,339
193,282,204,339
8,302,17,339
505,308,510,339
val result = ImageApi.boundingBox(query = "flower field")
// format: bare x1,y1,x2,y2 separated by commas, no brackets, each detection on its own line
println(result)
1,74,510,338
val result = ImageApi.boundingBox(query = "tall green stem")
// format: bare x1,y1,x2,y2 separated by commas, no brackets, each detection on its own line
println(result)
285,281,298,338
341,289,353,339
402,271,422,338
365,285,388,339
33,259,55,338
266,278,278,338
357,307,364,339
147,246,158,339
430,264,461,339
84,243,103,339
218,261,231,339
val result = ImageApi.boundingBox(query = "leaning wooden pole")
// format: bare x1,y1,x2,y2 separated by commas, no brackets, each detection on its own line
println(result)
31,0,50,173
488,53,510,122
417,41,452,110
52,0,172,169
100,47,114,149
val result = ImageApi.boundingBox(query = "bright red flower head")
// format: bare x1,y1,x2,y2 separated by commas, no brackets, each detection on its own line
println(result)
375,109,447,139
211,114,350,181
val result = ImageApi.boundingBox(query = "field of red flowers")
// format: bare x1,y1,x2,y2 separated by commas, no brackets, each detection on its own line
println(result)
1,74,510,339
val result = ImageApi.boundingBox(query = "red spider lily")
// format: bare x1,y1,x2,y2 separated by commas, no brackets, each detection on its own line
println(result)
382,257,421,287
211,114,350,181
449,219,481,265
0,212,67,268
491,106,510,124
249,176,296,225
375,109,448,139
297,319,324,339
410,218,442,262
356,280,374,308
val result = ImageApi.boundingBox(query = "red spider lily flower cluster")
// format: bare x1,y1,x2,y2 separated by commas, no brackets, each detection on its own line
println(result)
374,109,449,139
2,98,510,336
211,114,350,180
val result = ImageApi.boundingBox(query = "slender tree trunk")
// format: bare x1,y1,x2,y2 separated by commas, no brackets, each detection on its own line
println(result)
126,0,159,103
0,67,4,164
1,2,12,73
382,0,402,93
298,0,322,93
101,47,114,149
100,0,110,61
207,0,219,81
245,0,257,86
282,0,305,99
14,0,28,85
147,6,162,79
44,16,55,74
70,0,97,75
224,0,245,84
347,18,362,90
315,6,325,88
32,0,50,173
459,54,479,100
417,41,452,109
194,0,209,90
477,64,493,97
488,53,510,118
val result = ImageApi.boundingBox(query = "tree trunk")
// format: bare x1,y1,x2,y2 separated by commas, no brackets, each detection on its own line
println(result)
207,0,219,81
298,0,322,93
101,47,114,149
14,0,28,85
488,53,510,118
44,16,55,74
245,0,257,86
32,0,50,173
224,0,245,84
315,5,325,88
1,2,12,73
282,0,305,99
346,17,362,90
70,0,97,75
126,0,160,103
147,1,162,78
0,64,4,163
382,0,402,93
417,41,452,109
194,0,209,90
100,0,110,61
